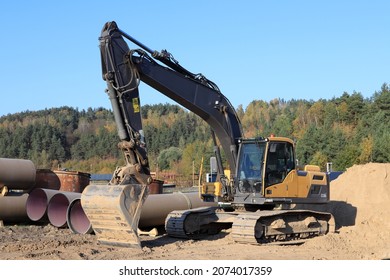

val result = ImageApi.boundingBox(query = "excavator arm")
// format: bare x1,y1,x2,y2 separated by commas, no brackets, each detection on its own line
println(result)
100,21,243,179
81,21,243,247
99,23,151,187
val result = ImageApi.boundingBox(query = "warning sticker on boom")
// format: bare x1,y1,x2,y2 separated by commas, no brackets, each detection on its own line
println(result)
132,98,140,113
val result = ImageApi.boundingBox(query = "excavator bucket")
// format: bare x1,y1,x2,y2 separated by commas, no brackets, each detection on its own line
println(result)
81,183,148,248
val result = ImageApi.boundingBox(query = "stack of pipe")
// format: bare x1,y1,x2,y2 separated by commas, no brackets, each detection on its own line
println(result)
26,188,81,229
0,157,218,238
26,188,219,235
0,157,89,227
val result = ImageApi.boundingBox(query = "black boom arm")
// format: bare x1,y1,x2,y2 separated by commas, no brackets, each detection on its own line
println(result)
99,21,243,186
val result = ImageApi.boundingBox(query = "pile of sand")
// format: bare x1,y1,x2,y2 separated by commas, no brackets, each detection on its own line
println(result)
330,163,390,228
300,163,390,259
297,162,390,229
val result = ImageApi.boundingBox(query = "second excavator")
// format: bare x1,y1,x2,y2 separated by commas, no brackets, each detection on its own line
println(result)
81,21,335,248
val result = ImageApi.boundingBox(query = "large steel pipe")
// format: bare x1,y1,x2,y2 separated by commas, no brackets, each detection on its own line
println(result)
0,158,36,191
139,192,217,228
0,193,29,223
66,198,93,234
26,188,59,222
47,191,81,227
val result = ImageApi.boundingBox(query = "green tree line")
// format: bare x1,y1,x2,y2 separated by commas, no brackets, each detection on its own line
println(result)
1,83,389,184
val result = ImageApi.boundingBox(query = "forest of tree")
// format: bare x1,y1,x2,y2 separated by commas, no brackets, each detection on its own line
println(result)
1,83,389,185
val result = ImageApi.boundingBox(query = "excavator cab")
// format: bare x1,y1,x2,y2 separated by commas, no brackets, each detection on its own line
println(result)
231,136,330,209
201,137,299,205
235,137,296,194
233,137,296,198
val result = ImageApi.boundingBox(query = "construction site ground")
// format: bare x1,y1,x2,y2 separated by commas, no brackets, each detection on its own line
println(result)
1,163,389,260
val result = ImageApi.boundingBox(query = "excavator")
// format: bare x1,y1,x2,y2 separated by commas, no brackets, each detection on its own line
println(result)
81,21,335,248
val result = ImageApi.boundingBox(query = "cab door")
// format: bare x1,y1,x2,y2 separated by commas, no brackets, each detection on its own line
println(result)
264,141,298,197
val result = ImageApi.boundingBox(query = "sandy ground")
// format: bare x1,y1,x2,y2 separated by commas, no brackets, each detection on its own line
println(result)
1,163,390,260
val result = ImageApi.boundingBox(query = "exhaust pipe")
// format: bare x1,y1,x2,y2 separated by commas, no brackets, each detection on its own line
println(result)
47,192,81,228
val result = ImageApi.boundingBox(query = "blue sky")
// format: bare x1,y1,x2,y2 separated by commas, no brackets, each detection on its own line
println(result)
0,0,389,117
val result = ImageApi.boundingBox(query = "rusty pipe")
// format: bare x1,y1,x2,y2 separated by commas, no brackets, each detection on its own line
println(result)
26,188,59,222
66,198,93,234
47,191,81,227
0,193,29,223
0,158,36,191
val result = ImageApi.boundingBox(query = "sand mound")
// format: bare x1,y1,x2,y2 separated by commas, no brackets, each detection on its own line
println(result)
300,163,390,259
294,162,390,231
330,163,390,228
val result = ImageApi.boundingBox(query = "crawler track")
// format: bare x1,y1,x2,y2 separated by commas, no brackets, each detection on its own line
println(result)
166,208,335,245
165,207,218,239
232,210,335,245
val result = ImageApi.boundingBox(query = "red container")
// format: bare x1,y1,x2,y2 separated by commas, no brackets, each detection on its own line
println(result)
35,169,90,192
35,169,61,190
148,179,164,194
